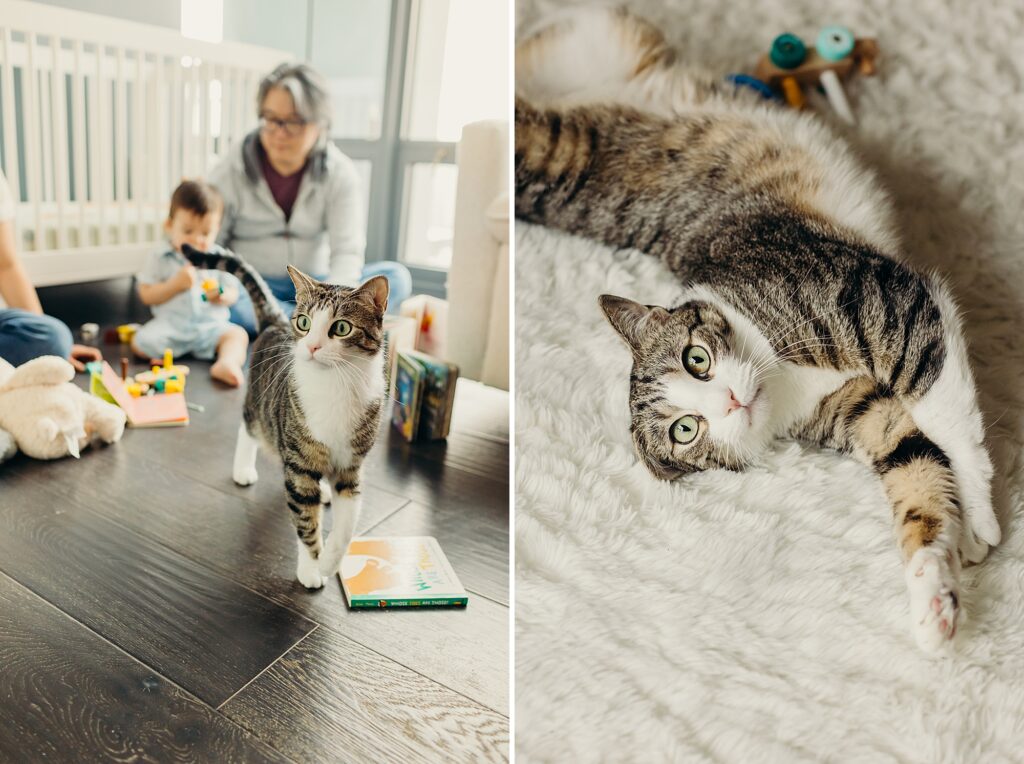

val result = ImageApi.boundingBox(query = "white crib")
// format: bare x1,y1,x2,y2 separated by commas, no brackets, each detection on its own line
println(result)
0,0,288,286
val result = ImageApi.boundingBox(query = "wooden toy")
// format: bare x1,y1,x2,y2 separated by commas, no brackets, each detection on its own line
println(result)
200,278,224,302
755,28,878,124
116,324,138,343
135,350,190,387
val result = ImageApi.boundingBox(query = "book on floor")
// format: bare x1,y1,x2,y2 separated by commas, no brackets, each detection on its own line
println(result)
391,351,424,442
340,536,469,609
97,362,189,428
390,349,459,442
404,349,458,441
382,315,418,399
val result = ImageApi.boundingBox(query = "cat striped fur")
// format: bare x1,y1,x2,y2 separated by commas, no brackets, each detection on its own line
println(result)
183,244,388,589
514,8,998,654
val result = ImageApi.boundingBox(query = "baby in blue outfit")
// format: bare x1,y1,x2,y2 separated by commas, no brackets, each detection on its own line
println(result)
133,181,248,386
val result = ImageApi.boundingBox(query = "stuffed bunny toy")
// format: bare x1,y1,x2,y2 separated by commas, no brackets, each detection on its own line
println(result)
0,355,126,463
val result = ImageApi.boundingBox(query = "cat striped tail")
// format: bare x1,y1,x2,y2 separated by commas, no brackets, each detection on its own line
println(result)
182,243,287,332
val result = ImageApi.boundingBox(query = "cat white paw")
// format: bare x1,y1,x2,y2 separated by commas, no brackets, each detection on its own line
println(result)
906,548,960,655
959,525,990,565
317,549,343,578
964,500,1000,549
296,549,325,590
233,466,258,486
319,478,332,506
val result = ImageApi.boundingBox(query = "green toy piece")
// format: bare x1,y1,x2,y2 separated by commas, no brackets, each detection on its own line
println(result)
816,25,854,61
769,33,807,69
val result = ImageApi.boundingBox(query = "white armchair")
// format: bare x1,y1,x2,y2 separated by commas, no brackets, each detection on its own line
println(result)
445,120,509,391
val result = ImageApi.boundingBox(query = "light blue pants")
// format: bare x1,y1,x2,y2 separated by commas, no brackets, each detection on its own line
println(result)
0,308,74,367
229,261,413,337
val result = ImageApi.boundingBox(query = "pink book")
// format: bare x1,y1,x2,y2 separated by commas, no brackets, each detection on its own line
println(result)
100,362,189,428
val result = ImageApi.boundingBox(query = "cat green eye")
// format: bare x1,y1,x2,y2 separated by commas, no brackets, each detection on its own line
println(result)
329,319,353,338
670,415,700,445
684,346,711,377
293,313,311,333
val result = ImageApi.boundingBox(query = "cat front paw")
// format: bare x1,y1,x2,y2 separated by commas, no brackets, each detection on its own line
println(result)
296,552,325,590
233,466,258,486
906,548,960,655
317,550,342,578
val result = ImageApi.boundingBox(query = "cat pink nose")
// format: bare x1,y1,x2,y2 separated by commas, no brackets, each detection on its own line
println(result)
308,343,321,357
726,389,743,413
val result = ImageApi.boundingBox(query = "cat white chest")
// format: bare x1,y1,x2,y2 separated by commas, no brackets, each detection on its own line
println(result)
294,355,383,470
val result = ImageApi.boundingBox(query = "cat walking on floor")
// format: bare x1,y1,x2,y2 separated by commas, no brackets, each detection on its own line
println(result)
184,244,388,589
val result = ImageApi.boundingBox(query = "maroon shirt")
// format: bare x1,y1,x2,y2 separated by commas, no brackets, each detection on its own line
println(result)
260,151,305,220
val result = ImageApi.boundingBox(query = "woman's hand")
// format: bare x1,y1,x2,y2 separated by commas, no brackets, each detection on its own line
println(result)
68,344,102,372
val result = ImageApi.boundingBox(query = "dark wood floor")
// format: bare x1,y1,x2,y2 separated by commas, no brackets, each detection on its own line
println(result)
0,280,509,763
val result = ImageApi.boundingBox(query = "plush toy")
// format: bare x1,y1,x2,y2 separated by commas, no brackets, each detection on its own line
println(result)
0,355,127,463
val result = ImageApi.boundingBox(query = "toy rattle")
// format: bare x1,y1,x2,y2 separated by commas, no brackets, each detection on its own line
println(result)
200,278,224,302
754,26,878,123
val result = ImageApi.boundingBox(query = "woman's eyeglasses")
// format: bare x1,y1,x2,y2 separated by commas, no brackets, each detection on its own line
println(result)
259,114,308,137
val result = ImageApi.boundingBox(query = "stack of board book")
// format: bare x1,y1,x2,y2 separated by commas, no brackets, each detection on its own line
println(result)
391,349,458,442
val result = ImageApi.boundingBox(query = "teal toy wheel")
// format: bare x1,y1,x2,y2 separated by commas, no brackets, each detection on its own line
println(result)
816,26,854,61
769,33,806,69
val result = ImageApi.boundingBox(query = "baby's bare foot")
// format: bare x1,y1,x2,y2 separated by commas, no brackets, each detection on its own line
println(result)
210,359,244,387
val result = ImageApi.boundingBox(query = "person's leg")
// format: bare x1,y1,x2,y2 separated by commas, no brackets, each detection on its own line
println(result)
211,324,249,387
0,309,73,367
229,290,259,338
360,261,412,313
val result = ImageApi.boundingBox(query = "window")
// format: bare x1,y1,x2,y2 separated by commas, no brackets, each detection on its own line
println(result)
311,0,508,297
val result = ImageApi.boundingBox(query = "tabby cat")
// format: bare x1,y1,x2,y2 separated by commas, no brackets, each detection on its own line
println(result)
184,244,388,589
514,8,999,654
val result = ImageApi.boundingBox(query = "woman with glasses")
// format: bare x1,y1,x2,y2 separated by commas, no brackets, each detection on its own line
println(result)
209,62,412,335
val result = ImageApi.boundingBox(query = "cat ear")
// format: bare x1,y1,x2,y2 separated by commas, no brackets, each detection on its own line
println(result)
286,265,318,302
598,294,660,350
353,275,389,315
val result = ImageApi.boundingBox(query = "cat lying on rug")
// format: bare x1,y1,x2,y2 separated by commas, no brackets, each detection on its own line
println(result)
182,244,389,590
514,7,999,654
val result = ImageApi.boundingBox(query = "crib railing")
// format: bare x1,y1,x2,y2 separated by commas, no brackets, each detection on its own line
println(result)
0,0,288,286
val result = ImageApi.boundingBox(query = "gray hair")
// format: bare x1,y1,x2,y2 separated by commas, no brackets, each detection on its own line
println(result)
257,62,332,150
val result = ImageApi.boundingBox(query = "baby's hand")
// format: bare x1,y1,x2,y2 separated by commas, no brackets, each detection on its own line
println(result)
211,285,239,307
173,264,197,293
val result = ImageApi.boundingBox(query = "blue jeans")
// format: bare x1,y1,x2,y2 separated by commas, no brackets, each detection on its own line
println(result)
0,309,74,367
229,261,413,337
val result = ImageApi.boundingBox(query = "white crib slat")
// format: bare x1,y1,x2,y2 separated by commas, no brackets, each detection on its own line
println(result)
50,35,68,249
229,66,238,150
24,33,41,250
92,42,105,246
134,48,144,242
201,62,211,169
39,45,53,208
1,28,22,204
182,60,191,178
231,66,240,150
72,39,87,247
169,54,180,188
217,63,228,159
190,58,200,176
115,47,126,244
152,53,163,212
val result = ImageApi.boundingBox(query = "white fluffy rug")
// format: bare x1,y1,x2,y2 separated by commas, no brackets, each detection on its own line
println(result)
514,1,1024,761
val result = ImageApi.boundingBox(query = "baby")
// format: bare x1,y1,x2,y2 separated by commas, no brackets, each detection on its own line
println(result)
133,180,248,387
